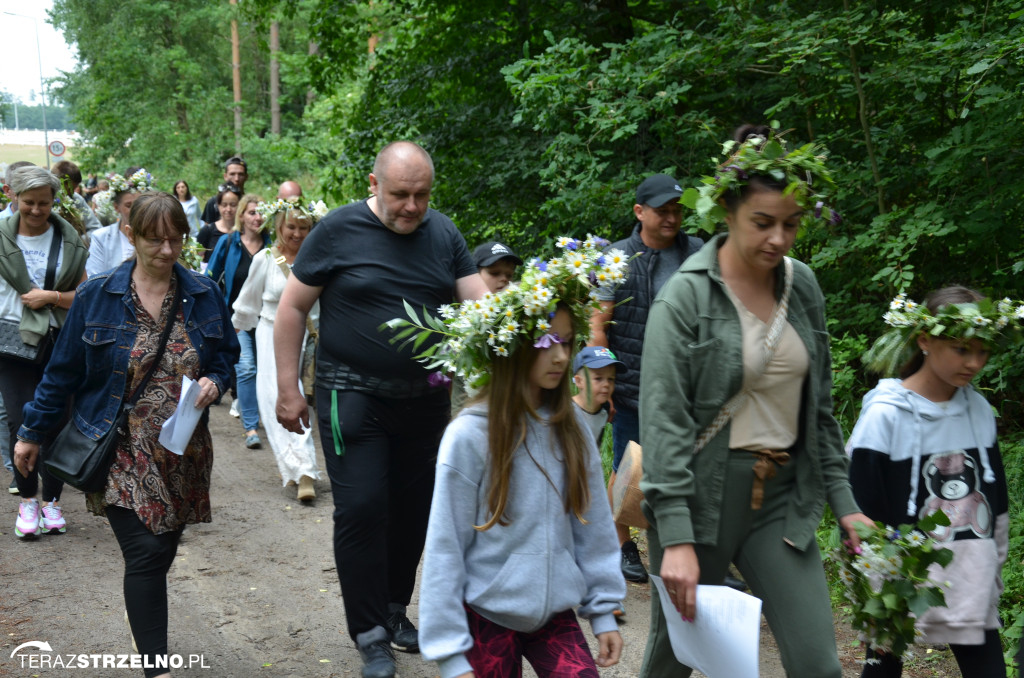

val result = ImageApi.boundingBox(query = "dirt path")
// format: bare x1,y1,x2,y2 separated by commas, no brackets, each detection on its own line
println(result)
1,403,957,677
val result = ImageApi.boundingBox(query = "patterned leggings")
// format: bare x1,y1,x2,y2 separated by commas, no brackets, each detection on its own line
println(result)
465,606,599,678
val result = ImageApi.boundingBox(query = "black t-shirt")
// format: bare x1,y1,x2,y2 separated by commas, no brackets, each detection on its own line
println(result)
291,199,476,383
229,246,253,310
197,223,227,263
200,196,220,224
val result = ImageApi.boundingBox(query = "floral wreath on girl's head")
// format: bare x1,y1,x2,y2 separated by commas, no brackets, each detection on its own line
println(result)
107,169,154,196
383,235,631,391
681,128,839,233
863,292,1024,376
256,196,329,224
256,197,329,242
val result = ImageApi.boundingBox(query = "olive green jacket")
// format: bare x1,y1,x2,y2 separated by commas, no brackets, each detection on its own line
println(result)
639,234,860,551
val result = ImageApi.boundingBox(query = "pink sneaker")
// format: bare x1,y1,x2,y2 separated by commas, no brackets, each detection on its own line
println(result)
15,499,41,538
41,503,67,534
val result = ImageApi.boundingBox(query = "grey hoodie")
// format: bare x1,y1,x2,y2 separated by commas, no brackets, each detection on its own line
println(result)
846,379,1008,645
419,404,625,678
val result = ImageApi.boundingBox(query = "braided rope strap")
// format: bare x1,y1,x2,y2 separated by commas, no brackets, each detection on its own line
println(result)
692,256,794,455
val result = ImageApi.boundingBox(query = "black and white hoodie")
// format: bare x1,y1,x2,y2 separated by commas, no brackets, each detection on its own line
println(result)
847,378,1008,645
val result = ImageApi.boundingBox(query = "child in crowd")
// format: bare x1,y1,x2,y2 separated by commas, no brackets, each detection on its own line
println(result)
472,240,522,292
450,241,525,415
847,287,1010,678
571,346,624,442
572,345,628,617
408,236,627,678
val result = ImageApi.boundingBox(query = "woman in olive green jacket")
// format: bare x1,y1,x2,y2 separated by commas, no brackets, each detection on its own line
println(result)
639,125,870,677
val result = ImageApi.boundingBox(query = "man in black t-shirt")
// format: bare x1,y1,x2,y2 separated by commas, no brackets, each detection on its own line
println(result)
275,141,487,678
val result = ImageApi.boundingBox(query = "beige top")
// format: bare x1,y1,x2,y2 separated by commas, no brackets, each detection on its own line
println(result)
725,288,809,451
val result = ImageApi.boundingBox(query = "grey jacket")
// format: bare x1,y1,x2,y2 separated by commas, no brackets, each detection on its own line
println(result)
639,234,861,551
420,404,625,678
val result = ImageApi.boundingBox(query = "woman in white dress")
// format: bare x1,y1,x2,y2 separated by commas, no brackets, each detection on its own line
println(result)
231,197,326,501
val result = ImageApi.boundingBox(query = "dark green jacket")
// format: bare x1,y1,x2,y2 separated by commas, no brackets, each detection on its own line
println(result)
0,211,88,345
639,234,860,551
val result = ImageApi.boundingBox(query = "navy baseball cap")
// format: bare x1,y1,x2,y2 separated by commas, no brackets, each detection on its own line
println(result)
473,241,524,268
635,173,683,208
573,346,627,374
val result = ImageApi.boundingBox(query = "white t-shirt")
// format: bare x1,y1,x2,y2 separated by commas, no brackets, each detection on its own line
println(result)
0,226,64,324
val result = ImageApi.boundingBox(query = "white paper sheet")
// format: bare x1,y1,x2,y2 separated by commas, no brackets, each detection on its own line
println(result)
650,575,762,678
158,376,203,455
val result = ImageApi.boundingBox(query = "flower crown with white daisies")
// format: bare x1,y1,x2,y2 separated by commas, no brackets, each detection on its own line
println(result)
862,292,1024,375
384,235,631,390
108,169,154,195
681,129,839,233
255,196,329,224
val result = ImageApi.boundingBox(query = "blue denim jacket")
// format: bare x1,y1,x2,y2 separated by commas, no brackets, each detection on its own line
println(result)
205,230,271,308
19,261,240,443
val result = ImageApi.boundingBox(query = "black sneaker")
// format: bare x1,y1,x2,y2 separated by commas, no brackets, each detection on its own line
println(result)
621,540,649,583
358,639,395,678
8,478,18,495
385,607,420,653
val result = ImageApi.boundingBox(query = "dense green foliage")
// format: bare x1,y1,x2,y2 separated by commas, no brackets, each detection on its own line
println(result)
52,0,1024,666
48,0,317,198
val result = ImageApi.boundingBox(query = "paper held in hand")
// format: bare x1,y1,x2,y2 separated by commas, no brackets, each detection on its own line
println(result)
158,376,204,455
650,575,762,678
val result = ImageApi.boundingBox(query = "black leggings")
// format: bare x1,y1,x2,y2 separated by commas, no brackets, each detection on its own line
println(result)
0,357,66,500
106,506,183,677
862,629,1005,678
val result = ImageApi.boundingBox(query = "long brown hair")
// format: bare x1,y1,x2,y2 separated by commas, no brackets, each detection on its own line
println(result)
475,305,592,531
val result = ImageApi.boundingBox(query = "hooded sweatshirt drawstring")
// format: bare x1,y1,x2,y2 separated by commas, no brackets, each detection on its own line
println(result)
963,385,997,485
903,391,925,516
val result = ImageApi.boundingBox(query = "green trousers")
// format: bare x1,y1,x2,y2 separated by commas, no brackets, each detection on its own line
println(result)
640,451,843,678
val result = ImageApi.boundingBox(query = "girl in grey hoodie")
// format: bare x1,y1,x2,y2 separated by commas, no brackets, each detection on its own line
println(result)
848,286,1010,677
419,304,625,678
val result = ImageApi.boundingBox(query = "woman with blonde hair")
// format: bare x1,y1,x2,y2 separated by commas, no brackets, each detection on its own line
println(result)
207,193,270,448
232,198,326,500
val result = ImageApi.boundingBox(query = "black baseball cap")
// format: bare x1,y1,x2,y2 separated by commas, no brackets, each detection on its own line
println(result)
473,241,523,268
635,174,683,208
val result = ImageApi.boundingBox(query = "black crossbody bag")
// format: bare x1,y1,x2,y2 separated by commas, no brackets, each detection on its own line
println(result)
45,281,183,492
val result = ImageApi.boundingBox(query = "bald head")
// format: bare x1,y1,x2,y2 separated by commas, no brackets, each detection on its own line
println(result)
372,141,434,184
278,181,303,201
368,141,435,235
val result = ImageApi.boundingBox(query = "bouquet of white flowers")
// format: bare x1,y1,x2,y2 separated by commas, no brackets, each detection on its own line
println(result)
835,510,953,658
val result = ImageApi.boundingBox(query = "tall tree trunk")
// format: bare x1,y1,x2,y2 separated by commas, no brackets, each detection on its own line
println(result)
844,0,886,215
230,0,242,153
270,21,281,136
306,41,318,107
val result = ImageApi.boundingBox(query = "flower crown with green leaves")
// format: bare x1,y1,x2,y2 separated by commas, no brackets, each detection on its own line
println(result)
384,235,631,390
255,197,329,224
862,292,1024,375
681,130,839,233
108,169,154,195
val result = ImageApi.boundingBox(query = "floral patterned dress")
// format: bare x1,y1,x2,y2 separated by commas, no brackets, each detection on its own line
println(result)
87,275,215,534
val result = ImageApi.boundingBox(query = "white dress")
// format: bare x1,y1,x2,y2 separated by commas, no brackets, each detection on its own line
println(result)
231,247,320,484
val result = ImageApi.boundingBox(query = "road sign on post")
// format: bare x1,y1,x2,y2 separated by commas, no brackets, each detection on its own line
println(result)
47,140,66,157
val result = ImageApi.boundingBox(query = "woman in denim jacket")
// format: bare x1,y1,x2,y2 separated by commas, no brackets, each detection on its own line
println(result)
14,192,239,678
